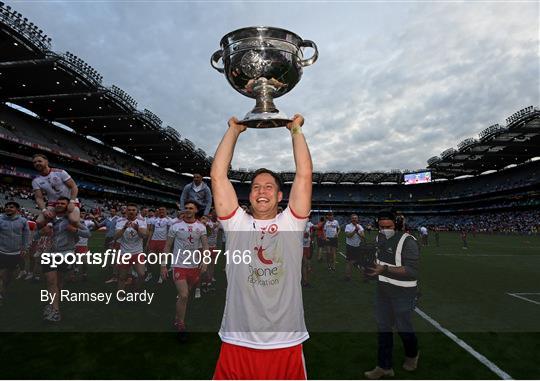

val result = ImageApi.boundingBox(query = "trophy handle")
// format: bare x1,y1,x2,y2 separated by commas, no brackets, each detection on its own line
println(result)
298,40,319,67
211,50,225,73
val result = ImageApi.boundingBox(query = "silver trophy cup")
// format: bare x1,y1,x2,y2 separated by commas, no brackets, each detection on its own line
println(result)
211,26,318,128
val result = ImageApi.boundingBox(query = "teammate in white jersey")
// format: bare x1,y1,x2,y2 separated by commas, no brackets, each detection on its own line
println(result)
211,114,312,379
114,203,148,291
147,206,172,283
344,214,365,281
200,211,220,292
32,154,80,229
161,200,208,341
74,209,95,280
324,212,340,271
302,218,314,288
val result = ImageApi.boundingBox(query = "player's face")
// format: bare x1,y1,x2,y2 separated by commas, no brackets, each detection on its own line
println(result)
184,203,198,219
141,208,148,217
326,214,333,221
32,156,48,172
126,206,138,219
80,212,86,219
110,208,117,216
249,173,282,215
193,174,203,185
158,207,166,218
55,200,68,213
351,215,358,224
4,204,18,216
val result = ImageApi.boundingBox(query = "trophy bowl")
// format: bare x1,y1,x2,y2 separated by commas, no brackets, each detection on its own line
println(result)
211,26,318,128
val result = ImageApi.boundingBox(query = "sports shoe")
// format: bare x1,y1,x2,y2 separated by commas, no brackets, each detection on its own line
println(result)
44,308,61,322
144,273,153,283
403,352,419,371
16,270,27,280
364,366,394,379
194,288,201,299
24,272,34,281
42,304,53,319
105,276,118,284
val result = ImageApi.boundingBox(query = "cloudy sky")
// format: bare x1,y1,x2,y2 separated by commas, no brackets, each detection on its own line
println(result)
9,1,539,172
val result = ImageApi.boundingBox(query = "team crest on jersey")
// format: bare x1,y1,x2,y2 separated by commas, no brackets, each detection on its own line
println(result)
267,224,278,235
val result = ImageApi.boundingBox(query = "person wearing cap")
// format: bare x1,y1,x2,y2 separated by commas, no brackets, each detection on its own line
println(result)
0,201,30,306
364,209,420,379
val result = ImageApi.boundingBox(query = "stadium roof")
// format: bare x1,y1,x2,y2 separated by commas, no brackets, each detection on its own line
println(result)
427,106,540,178
0,3,538,185
0,2,211,175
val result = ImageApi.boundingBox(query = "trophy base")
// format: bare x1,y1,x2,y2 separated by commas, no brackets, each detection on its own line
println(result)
241,111,291,128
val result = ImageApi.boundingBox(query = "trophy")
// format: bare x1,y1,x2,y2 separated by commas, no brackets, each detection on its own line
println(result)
211,26,318,128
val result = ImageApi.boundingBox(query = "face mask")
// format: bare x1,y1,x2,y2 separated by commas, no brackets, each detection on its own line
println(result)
380,229,395,239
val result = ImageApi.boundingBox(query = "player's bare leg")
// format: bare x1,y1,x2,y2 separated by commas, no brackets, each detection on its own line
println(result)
133,262,146,290
174,278,190,341
117,267,129,291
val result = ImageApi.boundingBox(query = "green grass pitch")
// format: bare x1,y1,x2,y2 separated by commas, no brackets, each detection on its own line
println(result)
1,231,539,379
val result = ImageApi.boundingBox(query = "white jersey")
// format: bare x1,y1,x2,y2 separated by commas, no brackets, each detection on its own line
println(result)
76,220,95,247
345,223,364,247
206,220,220,247
303,221,314,248
168,219,206,269
420,226,428,236
115,217,147,254
218,206,309,350
150,217,172,241
31,168,72,202
324,220,340,238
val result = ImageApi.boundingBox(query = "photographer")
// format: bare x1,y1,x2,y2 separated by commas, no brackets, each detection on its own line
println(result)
364,210,420,379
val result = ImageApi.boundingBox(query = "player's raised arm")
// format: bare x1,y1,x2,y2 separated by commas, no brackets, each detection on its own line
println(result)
210,117,247,217
287,114,312,217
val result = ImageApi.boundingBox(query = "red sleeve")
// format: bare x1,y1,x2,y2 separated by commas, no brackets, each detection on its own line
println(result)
218,207,238,221
288,205,309,220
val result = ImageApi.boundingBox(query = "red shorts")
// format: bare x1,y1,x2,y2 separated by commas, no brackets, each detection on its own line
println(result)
147,239,166,253
116,253,146,269
75,246,88,254
302,247,311,259
213,342,306,380
173,267,200,287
